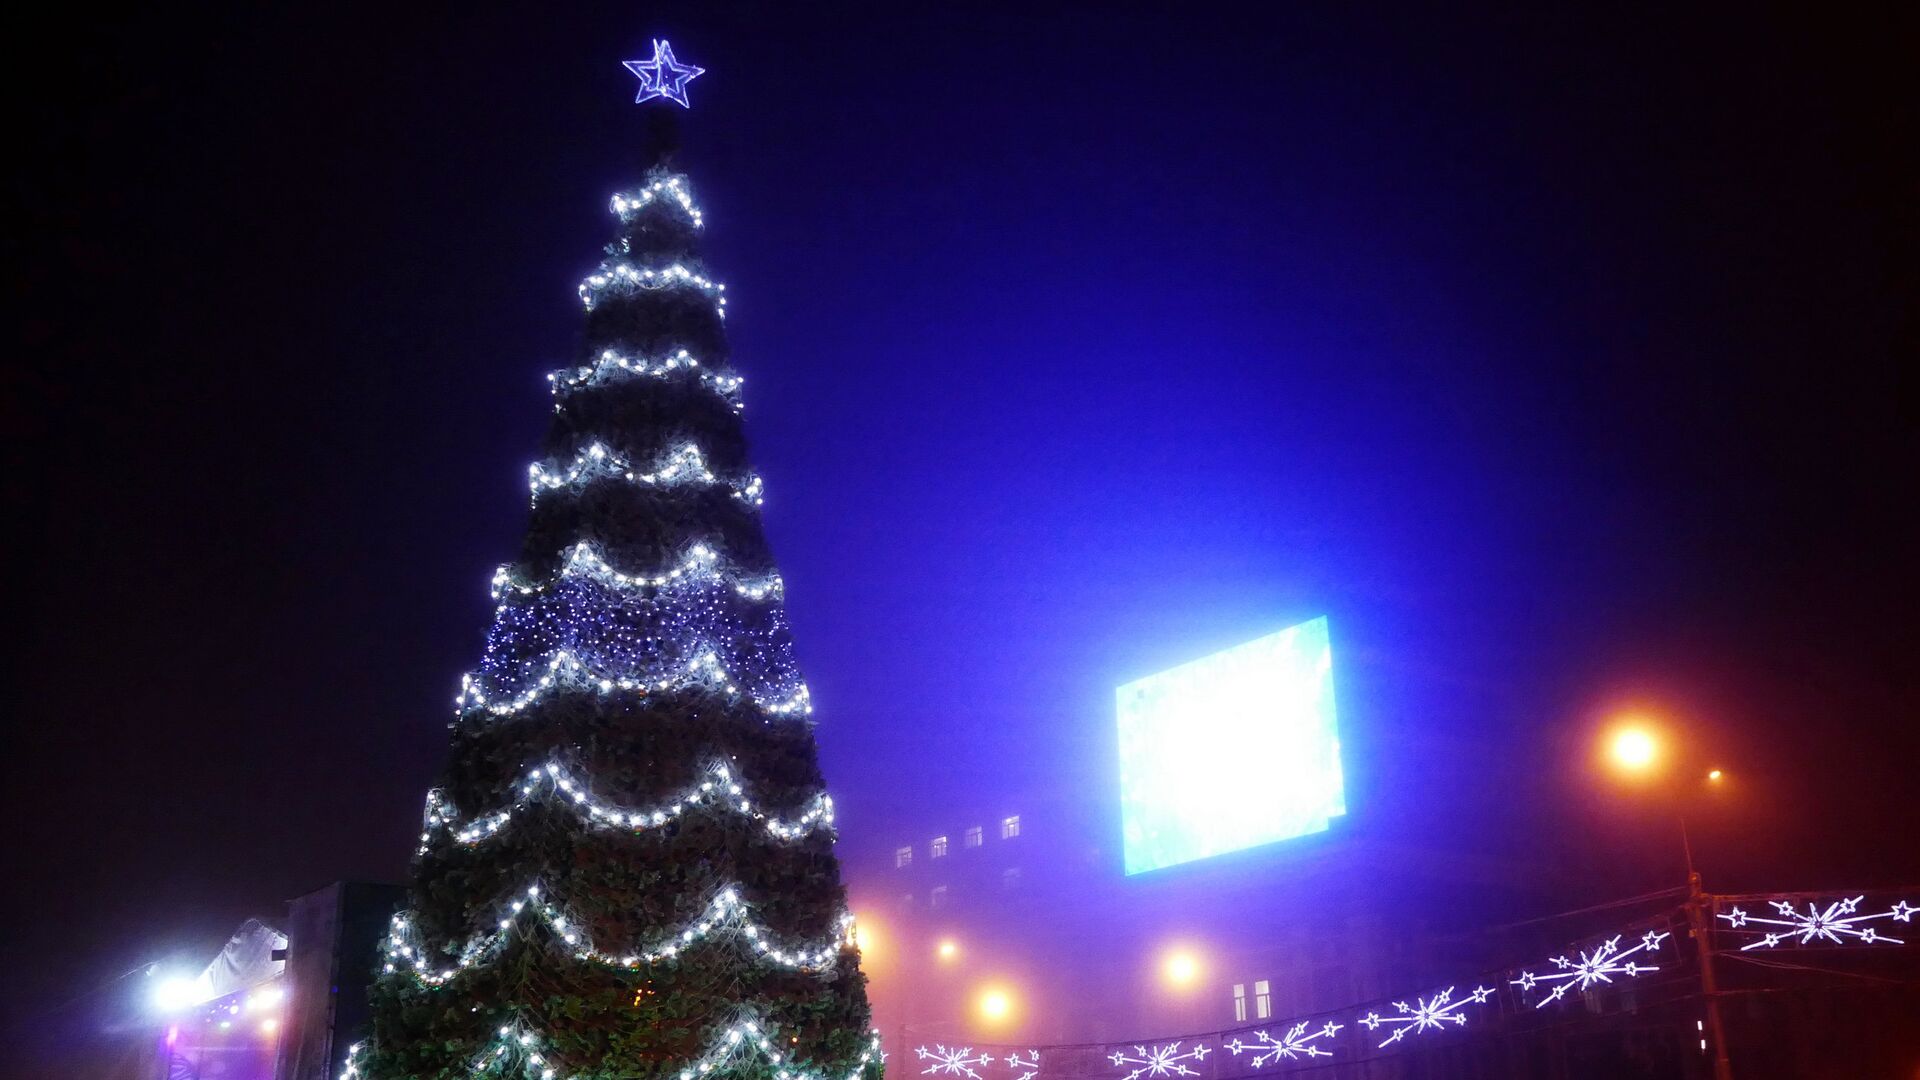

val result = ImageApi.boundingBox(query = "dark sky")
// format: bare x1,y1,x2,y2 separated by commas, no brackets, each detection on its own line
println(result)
7,1,1915,1041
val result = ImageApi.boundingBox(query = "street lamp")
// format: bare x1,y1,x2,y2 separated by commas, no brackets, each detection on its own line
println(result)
1162,949,1201,988
976,987,1013,1025
1597,714,1733,1080
937,939,959,962
1607,724,1660,773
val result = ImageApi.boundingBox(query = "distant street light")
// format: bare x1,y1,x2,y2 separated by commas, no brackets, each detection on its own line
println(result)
937,939,959,962
977,987,1013,1024
1161,949,1201,988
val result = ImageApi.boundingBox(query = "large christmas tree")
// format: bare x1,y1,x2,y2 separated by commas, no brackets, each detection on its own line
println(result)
353,42,879,1080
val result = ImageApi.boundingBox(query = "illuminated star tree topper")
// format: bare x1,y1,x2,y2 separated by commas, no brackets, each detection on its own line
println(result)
624,38,706,108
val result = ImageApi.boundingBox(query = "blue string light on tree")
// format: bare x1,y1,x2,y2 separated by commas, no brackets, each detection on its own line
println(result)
624,40,706,108
466,568,808,718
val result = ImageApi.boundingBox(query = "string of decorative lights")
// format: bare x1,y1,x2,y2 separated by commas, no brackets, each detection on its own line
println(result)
417,758,834,854
527,441,763,506
464,542,806,713
457,649,813,720
612,176,703,227
578,261,726,316
339,1020,881,1080
381,884,855,986
491,541,782,604
548,349,745,410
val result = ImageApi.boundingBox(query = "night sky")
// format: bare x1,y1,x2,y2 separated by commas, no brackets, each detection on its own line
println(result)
7,1,1915,1046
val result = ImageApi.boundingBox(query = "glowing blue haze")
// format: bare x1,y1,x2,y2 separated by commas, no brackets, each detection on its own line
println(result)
1116,616,1345,875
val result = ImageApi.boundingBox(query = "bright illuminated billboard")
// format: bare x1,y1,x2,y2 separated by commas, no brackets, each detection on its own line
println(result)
1117,616,1344,875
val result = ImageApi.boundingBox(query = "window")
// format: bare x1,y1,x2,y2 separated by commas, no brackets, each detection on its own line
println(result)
1001,815,1021,839
1001,867,1022,890
931,835,949,859
894,846,913,869
1231,984,1247,1023
1254,980,1272,1020
964,826,983,848
930,885,949,909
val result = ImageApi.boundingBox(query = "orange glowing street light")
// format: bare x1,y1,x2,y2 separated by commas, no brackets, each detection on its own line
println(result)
976,986,1013,1025
1161,948,1201,988
1606,723,1660,774
937,939,960,962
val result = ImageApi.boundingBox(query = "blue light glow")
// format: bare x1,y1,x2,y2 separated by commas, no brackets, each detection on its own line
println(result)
1116,616,1345,875
623,40,706,109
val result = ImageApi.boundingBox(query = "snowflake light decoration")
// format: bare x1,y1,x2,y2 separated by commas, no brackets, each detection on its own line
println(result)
1719,896,1913,951
1511,930,1669,1007
1225,1021,1342,1065
1108,1042,1209,1080
917,1046,993,1080
1002,1051,1039,1080
624,39,705,108
1357,986,1492,1048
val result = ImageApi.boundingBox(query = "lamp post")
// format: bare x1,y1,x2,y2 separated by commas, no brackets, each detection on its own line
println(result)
1601,719,1733,1080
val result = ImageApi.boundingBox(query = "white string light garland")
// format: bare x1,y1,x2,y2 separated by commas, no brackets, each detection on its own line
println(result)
612,176,704,228
418,758,834,854
455,649,813,719
578,261,726,316
382,883,856,986
490,541,784,604
547,350,744,412
339,1019,881,1080
527,442,762,506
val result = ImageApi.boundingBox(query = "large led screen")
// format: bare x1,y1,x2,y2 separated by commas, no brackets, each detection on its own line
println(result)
1117,616,1344,875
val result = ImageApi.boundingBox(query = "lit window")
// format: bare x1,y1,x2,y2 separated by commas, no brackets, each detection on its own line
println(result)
1001,867,1022,890
931,885,949,909
931,836,949,859
964,826,983,848
1254,980,1271,1020
1231,984,1247,1023
895,846,912,868
1001,815,1021,839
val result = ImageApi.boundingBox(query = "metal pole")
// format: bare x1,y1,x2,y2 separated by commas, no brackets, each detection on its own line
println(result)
1679,813,1698,882
1684,851,1733,1080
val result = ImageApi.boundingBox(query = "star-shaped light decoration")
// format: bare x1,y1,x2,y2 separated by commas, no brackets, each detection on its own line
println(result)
1225,1021,1344,1066
916,1046,993,1080
1106,1041,1209,1080
1356,986,1493,1048
624,39,705,108
1510,930,1669,1008
1718,895,1913,951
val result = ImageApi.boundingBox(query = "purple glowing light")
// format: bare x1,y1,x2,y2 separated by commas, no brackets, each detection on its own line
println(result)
623,39,705,108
